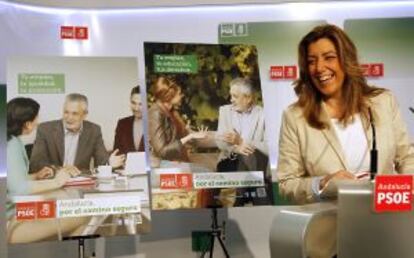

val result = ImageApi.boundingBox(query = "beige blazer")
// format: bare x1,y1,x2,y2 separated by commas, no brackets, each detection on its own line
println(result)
277,91,414,204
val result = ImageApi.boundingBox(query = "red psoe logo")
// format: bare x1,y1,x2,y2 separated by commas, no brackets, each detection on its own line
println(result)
60,26,89,40
361,63,384,77
36,201,56,219
270,66,284,80
16,202,37,220
60,26,75,39
374,175,413,213
283,66,297,79
176,174,193,189
270,66,297,80
160,173,193,189
75,27,88,40
370,63,384,77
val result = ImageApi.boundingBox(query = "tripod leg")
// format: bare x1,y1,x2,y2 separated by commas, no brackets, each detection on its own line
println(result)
209,233,215,258
216,235,230,258
78,239,85,258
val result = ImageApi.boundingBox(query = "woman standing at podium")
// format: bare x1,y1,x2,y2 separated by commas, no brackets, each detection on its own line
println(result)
277,24,414,204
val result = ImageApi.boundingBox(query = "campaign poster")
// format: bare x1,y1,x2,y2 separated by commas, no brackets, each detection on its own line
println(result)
144,42,274,210
6,56,151,244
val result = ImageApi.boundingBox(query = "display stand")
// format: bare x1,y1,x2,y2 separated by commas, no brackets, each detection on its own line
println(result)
63,234,100,258
201,206,230,258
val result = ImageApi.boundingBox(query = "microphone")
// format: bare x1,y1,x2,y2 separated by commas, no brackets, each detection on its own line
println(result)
368,108,377,180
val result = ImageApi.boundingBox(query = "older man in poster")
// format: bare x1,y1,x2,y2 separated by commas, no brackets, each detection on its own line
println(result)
30,93,125,174
215,78,270,206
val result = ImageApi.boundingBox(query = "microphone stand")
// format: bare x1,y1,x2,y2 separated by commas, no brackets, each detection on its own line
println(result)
368,108,378,180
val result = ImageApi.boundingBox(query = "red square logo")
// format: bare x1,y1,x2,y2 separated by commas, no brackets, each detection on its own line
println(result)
75,26,88,40
60,26,75,39
160,174,177,189
374,175,413,213
160,173,193,189
176,174,193,189
361,64,370,77
16,202,37,220
36,201,56,219
370,63,384,77
270,66,284,80
283,66,297,79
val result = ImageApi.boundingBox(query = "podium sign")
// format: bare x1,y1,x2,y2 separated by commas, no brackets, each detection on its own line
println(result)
374,175,413,213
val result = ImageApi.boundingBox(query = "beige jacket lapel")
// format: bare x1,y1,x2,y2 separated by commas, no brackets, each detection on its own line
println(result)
320,102,349,171
319,101,376,173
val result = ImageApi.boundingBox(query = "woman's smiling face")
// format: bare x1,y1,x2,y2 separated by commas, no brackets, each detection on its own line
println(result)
307,38,345,100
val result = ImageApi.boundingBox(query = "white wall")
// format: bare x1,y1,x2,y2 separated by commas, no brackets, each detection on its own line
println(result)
7,56,138,150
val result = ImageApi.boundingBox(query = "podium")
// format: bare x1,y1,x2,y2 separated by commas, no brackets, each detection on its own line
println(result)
269,181,414,258
338,182,414,258
269,202,337,258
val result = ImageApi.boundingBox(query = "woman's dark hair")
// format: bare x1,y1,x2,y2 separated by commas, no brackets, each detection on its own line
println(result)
7,97,40,140
131,85,140,96
294,24,384,129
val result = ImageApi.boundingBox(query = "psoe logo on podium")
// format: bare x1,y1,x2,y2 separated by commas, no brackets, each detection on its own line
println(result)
16,202,37,220
374,174,413,213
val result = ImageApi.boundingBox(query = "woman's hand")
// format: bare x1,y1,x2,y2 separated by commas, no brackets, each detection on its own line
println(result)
319,170,356,190
190,131,208,140
181,125,208,144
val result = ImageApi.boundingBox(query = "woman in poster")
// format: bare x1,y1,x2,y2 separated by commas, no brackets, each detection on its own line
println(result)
277,24,414,204
148,76,207,164
7,97,87,243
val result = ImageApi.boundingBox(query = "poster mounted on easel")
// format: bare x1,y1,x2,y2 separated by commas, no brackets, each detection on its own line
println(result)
6,56,151,244
144,42,274,210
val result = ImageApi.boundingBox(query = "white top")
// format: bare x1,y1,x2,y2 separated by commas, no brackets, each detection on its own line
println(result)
231,106,255,141
133,118,143,150
63,123,82,166
331,114,370,173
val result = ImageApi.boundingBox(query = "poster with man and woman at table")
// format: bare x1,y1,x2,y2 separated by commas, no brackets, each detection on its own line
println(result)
6,56,151,244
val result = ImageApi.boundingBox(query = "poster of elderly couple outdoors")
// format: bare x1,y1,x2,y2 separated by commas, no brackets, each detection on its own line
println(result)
144,42,274,210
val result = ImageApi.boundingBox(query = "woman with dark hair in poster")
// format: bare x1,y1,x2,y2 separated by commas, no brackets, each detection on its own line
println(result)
7,97,87,243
